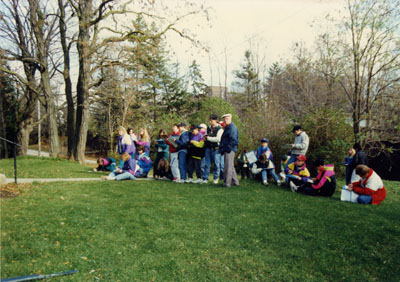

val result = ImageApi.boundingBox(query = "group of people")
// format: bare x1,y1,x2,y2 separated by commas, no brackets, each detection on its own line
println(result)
236,125,386,205
96,113,239,187
95,119,386,205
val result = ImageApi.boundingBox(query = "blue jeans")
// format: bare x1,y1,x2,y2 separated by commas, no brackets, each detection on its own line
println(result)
358,195,372,204
110,171,136,181
261,169,279,183
178,149,187,180
202,148,224,180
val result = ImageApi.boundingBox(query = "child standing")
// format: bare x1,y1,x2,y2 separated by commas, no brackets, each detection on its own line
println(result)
187,125,205,183
136,127,151,156
237,149,250,179
343,148,355,185
164,124,181,181
175,122,190,183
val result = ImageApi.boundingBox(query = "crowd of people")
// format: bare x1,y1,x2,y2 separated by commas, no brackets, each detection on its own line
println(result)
95,117,386,205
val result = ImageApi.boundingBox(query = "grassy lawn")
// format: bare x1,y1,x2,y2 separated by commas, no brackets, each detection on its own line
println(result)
0,156,107,178
1,174,399,281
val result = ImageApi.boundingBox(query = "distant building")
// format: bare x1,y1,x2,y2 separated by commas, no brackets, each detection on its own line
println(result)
206,86,228,99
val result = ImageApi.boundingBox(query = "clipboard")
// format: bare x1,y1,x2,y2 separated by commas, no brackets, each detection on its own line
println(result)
245,151,257,164
167,136,178,148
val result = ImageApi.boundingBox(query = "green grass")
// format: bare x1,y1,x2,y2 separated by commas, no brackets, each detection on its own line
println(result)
1,176,400,281
0,156,106,178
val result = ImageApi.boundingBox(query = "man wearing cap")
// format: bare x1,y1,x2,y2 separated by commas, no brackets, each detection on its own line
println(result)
219,113,239,187
203,114,225,184
174,122,190,183
287,125,309,167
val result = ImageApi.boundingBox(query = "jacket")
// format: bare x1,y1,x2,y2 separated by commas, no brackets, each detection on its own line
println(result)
219,122,239,154
137,153,152,175
166,131,180,153
188,132,205,159
96,157,116,172
352,168,386,205
118,134,136,155
175,130,190,151
285,162,310,183
351,151,368,170
291,131,309,155
122,157,137,175
205,125,223,149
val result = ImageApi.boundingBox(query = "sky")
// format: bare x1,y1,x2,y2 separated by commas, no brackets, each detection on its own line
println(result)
164,0,344,87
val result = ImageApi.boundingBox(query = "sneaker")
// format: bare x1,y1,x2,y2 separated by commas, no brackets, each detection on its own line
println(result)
176,179,185,183
290,181,298,192
263,180,269,186
185,178,193,183
213,179,219,184
277,180,282,186
193,179,202,184
202,179,209,184
106,176,116,181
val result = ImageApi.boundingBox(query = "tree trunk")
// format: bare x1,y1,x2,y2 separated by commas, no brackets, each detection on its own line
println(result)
30,0,60,157
73,1,92,164
58,0,75,159
0,93,8,158
17,118,34,156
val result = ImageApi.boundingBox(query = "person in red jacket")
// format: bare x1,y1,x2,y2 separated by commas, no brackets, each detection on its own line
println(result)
347,165,386,205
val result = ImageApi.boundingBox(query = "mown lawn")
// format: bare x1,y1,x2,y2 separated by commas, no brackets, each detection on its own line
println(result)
1,174,399,281
0,156,106,178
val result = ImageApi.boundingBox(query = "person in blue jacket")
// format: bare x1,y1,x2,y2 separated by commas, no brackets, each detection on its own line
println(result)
153,129,169,178
135,145,152,178
219,114,239,187
174,122,190,183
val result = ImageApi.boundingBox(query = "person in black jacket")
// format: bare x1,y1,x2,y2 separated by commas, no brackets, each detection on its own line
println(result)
350,143,368,183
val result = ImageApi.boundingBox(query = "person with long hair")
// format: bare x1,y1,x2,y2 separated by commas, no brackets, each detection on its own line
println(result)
117,126,136,168
155,158,173,180
153,129,169,178
103,152,137,181
136,127,151,156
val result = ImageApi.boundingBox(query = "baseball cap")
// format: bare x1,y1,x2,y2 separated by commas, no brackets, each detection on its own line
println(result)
222,113,232,119
297,155,307,161
260,138,269,143
199,123,207,129
178,122,187,127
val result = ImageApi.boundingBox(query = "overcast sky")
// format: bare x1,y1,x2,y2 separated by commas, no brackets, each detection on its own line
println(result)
165,0,344,87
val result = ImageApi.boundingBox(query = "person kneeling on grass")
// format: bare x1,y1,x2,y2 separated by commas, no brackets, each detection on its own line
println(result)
103,153,137,181
155,158,174,180
134,145,152,178
291,159,336,196
94,157,116,172
284,154,311,190
346,164,386,205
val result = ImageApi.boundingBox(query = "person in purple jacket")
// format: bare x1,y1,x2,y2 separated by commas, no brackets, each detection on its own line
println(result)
117,126,136,157
103,153,137,180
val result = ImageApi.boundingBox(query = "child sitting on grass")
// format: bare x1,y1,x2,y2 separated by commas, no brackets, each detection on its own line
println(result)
292,159,336,197
103,153,137,181
155,158,174,180
346,164,386,205
284,154,311,191
94,157,116,172
135,145,152,178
